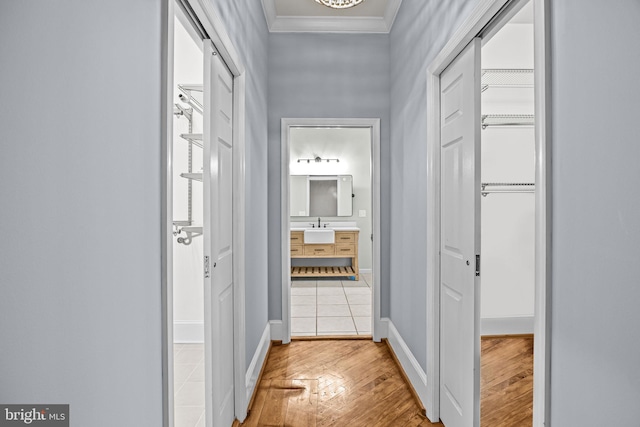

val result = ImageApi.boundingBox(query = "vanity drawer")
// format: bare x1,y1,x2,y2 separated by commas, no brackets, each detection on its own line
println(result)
335,232,357,243
290,245,303,256
335,244,356,256
304,244,335,256
291,231,304,244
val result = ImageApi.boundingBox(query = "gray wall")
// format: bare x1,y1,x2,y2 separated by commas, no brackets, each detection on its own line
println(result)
0,1,164,425
389,0,481,371
391,0,640,420
549,0,640,424
0,0,270,423
207,0,270,371
267,33,391,320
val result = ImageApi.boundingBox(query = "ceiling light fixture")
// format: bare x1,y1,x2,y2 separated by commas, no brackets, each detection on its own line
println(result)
315,0,365,10
297,156,340,163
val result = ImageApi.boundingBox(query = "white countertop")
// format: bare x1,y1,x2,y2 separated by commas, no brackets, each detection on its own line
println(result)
291,227,360,232
291,222,360,232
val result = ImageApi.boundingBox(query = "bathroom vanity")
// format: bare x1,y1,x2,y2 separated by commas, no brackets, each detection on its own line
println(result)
290,224,359,280
289,175,360,280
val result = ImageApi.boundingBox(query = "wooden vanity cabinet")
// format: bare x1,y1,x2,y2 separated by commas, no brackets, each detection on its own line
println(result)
290,230,359,280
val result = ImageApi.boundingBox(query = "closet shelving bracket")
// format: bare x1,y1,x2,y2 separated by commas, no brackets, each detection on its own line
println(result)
177,84,203,114
173,222,203,245
173,104,193,121
180,133,203,149
180,172,203,182
178,84,203,92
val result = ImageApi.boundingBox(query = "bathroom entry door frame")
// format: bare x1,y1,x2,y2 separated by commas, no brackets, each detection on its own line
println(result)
425,0,551,425
280,118,382,343
161,0,247,425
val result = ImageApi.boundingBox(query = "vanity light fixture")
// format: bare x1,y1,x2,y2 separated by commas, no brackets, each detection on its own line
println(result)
297,156,340,163
315,0,365,10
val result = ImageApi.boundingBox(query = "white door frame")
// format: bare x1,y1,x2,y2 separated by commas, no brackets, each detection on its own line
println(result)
161,0,248,425
425,0,551,424
280,118,382,343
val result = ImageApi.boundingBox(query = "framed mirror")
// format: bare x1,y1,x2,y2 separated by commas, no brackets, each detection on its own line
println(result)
290,175,353,217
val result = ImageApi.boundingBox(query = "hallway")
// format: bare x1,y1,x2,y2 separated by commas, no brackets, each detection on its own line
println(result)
236,337,533,426
237,339,438,426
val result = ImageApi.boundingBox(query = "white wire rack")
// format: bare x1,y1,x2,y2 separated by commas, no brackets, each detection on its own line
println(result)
481,69,534,92
481,182,535,197
481,114,535,129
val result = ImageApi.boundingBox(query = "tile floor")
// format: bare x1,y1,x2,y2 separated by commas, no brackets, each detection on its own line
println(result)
173,343,205,427
291,272,373,336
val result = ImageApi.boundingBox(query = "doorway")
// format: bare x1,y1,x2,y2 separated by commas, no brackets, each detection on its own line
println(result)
425,0,550,425
280,118,382,343
480,2,535,425
172,10,206,427
162,1,247,425
289,127,373,337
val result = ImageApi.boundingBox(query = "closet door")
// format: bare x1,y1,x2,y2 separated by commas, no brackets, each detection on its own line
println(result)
439,38,481,427
202,39,235,427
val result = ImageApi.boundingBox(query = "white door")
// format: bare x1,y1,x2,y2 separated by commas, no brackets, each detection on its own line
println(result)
439,38,481,427
203,40,235,427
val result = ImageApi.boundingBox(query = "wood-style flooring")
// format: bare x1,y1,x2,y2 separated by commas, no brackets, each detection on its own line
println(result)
237,339,438,427
481,336,533,427
236,337,533,426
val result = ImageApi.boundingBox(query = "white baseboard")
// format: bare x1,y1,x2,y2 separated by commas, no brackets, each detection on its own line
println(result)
359,268,372,274
386,320,427,406
173,320,204,343
481,315,534,336
269,320,283,342
376,317,390,341
245,323,271,405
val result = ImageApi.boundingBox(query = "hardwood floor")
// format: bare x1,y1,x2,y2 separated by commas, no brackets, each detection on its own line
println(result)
237,337,533,426
481,336,534,427
238,339,440,427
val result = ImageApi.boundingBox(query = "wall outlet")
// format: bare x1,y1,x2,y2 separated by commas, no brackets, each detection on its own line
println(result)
359,210,367,217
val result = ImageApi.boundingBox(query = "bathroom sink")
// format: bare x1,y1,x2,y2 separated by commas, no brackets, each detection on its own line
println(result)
304,229,335,244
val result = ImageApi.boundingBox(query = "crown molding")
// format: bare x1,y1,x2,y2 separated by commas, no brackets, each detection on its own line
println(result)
261,0,403,34
270,16,390,33
382,0,402,32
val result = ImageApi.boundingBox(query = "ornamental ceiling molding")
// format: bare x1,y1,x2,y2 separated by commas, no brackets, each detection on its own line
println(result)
315,0,365,9
261,0,403,34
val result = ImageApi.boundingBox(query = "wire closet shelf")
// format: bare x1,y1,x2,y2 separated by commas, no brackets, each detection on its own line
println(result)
481,182,535,197
481,69,534,129
481,68,534,92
